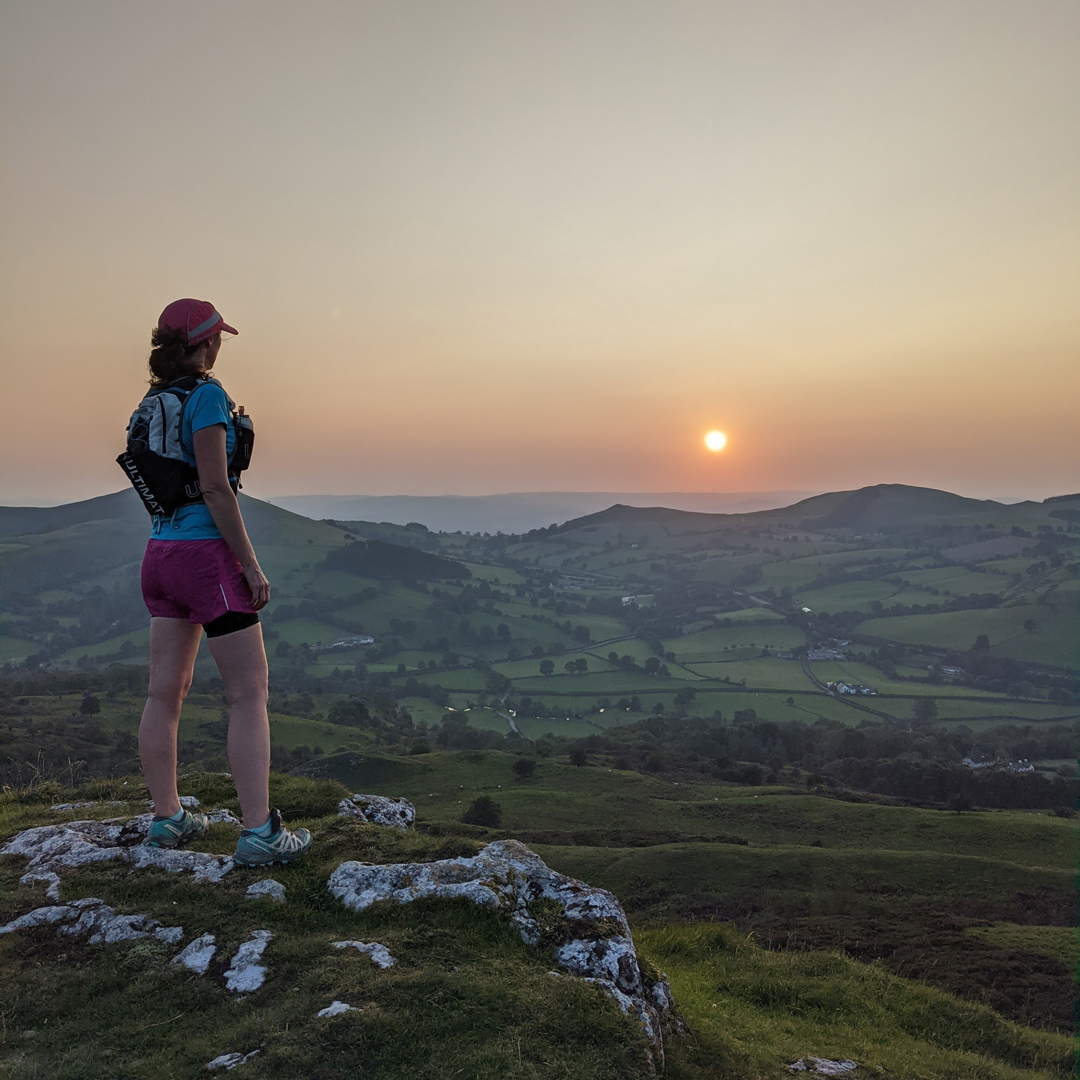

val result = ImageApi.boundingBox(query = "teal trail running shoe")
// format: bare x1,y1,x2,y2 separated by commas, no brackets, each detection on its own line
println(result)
233,808,312,868
145,808,209,849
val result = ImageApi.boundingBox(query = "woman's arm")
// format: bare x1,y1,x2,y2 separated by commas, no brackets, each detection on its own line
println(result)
192,424,270,609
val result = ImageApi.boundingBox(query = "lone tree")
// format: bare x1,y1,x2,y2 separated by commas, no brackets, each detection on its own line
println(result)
79,694,101,717
539,659,555,676
913,697,938,723
461,796,502,827
569,746,588,767
972,634,990,651
511,757,537,780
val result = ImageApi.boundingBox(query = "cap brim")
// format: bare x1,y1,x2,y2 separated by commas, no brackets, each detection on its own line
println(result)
219,321,238,335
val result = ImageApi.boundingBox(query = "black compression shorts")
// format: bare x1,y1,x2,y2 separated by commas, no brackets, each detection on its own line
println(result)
203,611,260,638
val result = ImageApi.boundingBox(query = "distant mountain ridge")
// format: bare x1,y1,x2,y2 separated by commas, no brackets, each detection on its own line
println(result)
270,490,817,534
552,484,1054,536
0,484,1064,545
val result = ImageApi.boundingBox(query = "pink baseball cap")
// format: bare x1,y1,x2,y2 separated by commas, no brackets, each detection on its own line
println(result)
158,298,238,346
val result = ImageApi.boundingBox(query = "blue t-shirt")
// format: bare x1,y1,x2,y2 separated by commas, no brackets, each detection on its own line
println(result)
151,380,236,540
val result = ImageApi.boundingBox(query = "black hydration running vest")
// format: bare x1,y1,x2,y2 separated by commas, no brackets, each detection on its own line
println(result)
116,376,254,518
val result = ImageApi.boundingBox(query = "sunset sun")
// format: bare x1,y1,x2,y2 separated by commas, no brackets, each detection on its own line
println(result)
704,430,727,452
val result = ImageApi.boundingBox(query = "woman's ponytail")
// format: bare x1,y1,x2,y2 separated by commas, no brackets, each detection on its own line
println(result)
148,327,201,387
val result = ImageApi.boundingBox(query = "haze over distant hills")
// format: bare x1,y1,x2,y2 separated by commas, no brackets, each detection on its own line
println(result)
270,490,818,534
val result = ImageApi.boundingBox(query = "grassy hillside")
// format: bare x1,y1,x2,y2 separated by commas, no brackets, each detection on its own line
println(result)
0,770,1074,1079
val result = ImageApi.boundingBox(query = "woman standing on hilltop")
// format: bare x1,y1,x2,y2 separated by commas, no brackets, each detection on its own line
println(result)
118,298,311,867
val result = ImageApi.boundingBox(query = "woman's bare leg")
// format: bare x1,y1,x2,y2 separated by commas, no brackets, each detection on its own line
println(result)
139,617,202,818
208,623,271,829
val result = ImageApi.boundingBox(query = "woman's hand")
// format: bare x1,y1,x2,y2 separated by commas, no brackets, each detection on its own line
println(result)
192,423,269,612
242,562,271,609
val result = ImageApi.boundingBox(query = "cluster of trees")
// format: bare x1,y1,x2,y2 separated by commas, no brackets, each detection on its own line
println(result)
557,712,1079,811
604,652,672,677
324,538,470,582
538,657,589,676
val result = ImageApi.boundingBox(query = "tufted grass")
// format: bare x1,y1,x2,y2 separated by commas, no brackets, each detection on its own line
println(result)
639,923,1076,1080
1,773,1075,1079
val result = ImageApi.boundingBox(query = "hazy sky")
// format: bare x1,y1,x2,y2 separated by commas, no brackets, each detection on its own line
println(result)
2,0,1077,505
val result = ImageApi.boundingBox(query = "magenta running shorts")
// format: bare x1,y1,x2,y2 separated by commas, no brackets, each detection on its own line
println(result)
141,539,257,624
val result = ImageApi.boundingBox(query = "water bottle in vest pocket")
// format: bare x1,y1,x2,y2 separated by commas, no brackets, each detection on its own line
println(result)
116,376,253,518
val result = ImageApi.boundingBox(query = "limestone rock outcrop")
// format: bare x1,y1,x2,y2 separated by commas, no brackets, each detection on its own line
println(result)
317,1000,354,1017
337,793,415,829
206,1049,260,1071
788,1059,860,1076
224,930,272,993
327,839,673,1065
245,879,285,903
0,897,183,945
1,815,233,899
331,939,396,968
172,933,217,974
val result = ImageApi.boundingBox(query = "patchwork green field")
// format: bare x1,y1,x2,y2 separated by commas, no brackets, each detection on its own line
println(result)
2,483,1078,1075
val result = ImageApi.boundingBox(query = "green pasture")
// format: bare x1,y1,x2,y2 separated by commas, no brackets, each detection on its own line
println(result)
396,696,458,727
685,658,811,692
600,638,655,663
458,562,524,584
452,706,512,733
514,716,603,739
721,607,787,623
57,627,149,664
898,567,1008,594
0,636,32,662
1042,576,1079,601
797,546,911,567
861,605,1079,667
664,625,804,663
511,670,689,695
927,700,1079,723
757,555,897,593
983,558,1045,577
37,589,79,604
796,580,933,614
688,554,767,586
423,669,483,692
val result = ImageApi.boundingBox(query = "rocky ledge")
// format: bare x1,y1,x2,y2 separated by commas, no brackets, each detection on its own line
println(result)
2,801,675,1070
337,793,415,829
328,838,675,1066
0,814,233,899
